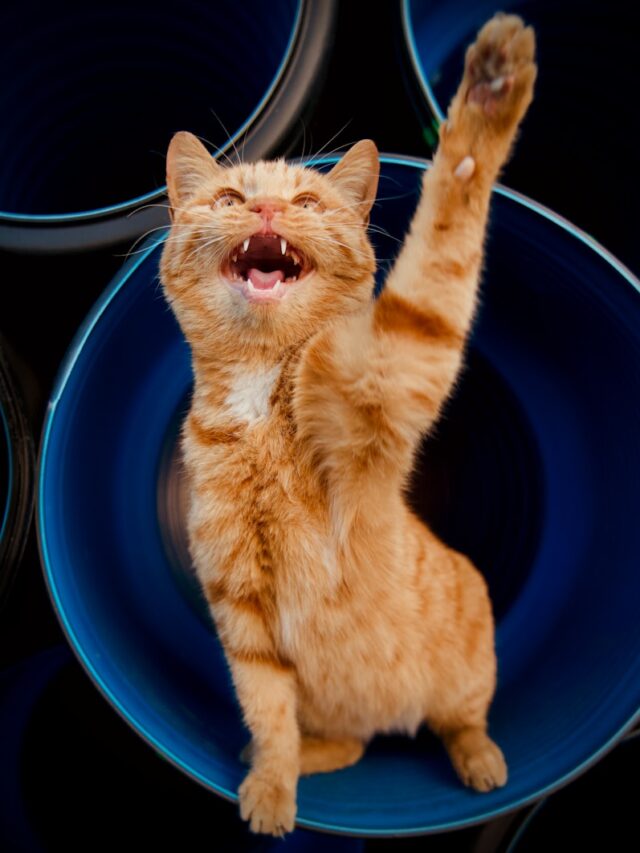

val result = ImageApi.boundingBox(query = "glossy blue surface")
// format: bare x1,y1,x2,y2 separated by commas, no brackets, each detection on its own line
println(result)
0,403,11,546
0,0,299,219
403,0,638,273
39,156,640,835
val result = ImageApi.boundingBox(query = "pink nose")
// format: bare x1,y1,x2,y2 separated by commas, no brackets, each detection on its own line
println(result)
250,199,285,229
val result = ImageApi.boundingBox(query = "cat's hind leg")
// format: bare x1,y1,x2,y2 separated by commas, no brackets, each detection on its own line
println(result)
298,736,365,776
241,735,365,776
425,662,507,792
421,545,507,792
438,724,507,793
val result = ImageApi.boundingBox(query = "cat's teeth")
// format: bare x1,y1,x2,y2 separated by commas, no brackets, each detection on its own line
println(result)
232,254,237,263
243,238,250,253
247,278,256,292
290,251,300,265
280,238,287,255
490,76,505,92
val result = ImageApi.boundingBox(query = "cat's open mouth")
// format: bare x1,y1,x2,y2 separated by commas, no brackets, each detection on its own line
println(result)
223,234,310,303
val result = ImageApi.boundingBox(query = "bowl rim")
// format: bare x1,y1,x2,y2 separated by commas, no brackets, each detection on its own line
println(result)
0,343,34,609
37,153,640,836
0,0,337,252
400,0,448,125
499,729,640,853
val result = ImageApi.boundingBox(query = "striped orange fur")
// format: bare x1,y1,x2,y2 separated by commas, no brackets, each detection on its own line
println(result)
160,13,536,836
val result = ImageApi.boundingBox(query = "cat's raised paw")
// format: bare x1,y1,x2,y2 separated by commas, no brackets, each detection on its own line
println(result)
239,770,297,837
464,13,536,123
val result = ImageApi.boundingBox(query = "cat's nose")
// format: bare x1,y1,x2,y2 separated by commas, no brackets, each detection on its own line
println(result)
250,199,285,230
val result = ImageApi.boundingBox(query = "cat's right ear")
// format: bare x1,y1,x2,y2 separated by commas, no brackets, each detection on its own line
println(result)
166,132,223,215
326,139,380,223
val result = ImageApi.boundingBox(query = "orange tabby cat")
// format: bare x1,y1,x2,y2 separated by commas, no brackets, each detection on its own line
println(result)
160,13,536,837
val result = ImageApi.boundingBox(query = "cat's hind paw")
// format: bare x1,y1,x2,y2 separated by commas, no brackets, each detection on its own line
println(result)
446,728,508,793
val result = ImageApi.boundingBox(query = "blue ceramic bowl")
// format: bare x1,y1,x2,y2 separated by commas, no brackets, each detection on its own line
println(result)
0,347,33,609
401,0,638,273
38,155,640,836
0,402,10,552
0,0,335,252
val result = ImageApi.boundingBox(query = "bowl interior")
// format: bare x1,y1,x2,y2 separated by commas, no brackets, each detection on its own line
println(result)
0,0,299,216
39,157,640,834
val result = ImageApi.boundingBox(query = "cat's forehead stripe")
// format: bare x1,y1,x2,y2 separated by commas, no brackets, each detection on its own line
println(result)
235,161,312,199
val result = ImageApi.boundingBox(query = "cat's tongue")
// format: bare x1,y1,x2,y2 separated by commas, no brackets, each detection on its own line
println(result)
248,268,285,290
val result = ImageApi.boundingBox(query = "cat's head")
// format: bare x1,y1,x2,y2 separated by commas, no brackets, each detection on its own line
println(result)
160,132,379,354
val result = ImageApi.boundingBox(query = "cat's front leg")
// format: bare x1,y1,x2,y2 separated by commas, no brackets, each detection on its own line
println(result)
295,15,537,507
208,578,300,835
231,653,300,836
385,12,537,323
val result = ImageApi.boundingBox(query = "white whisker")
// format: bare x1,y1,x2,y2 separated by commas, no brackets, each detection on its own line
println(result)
207,110,242,165
303,121,354,167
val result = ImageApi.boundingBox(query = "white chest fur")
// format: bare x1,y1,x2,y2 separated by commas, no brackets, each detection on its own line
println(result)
223,363,281,425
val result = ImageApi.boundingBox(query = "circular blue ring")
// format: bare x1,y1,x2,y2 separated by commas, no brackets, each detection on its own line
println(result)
0,3,302,225
400,0,447,123
37,154,640,836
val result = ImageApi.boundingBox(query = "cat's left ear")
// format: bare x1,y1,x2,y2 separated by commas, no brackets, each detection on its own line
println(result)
166,131,224,214
326,140,379,223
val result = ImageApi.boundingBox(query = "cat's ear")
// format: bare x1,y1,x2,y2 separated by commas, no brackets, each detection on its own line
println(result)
166,131,223,212
326,140,379,222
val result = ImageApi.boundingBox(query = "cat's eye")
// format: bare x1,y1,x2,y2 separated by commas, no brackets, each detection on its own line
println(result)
292,193,322,211
212,190,245,209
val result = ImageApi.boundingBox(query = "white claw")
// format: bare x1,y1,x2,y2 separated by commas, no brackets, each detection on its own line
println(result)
280,237,287,255
243,238,250,253
454,155,476,181
490,76,505,92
